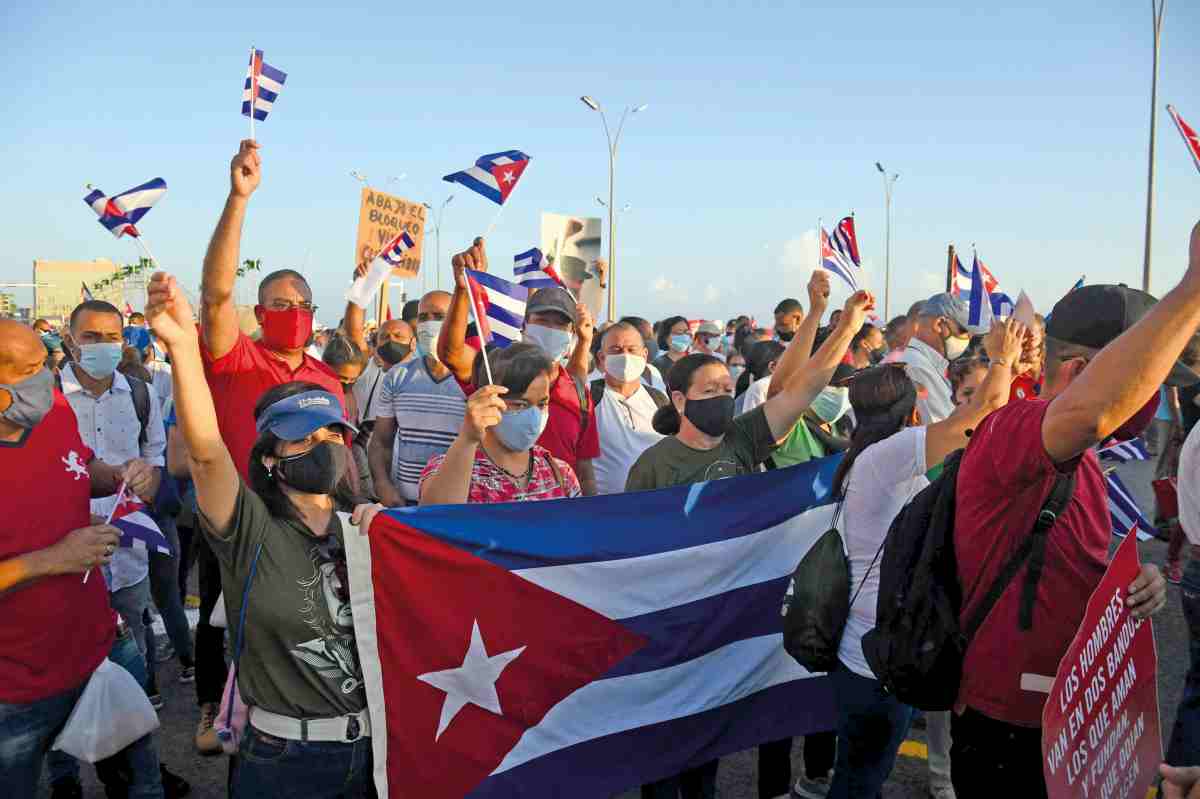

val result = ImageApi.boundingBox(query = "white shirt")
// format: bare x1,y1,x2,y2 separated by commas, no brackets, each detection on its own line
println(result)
586,363,668,394
593,383,665,495
1180,424,1200,545
60,364,167,593
145,359,173,409
837,426,929,679
740,375,771,414
900,338,954,424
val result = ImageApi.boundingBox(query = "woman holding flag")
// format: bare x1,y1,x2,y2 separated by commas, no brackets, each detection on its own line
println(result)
143,271,383,799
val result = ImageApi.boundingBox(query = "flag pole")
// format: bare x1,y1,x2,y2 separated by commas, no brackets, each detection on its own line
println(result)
248,46,257,142
816,216,822,276
946,244,956,293
482,203,507,239
133,235,159,270
461,273,495,385
1142,1,1167,293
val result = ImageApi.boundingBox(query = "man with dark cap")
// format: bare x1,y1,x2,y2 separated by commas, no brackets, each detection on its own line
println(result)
948,224,1200,796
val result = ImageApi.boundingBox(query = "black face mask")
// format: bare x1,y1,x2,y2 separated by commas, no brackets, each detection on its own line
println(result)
377,340,411,365
683,394,735,437
869,346,888,365
273,441,349,495
777,329,795,342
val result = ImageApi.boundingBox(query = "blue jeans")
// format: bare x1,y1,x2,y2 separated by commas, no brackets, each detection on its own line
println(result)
0,677,87,796
828,662,913,799
45,631,164,799
233,726,376,799
1168,558,1200,765
148,514,194,667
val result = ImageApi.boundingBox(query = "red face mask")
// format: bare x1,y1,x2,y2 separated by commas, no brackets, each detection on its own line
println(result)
257,306,314,352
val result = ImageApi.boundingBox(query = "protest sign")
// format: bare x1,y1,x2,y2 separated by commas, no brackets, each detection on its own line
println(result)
355,188,425,278
1042,533,1160,799
540,212,602,320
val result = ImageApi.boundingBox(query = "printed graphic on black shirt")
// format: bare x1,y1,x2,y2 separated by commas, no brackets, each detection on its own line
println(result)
290,536,363,695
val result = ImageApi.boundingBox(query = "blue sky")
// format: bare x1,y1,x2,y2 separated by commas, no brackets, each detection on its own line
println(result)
2,1,1198,327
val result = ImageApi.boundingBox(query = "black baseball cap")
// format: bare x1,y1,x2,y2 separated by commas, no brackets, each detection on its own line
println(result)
526,287,577,325
1046,284,1199,386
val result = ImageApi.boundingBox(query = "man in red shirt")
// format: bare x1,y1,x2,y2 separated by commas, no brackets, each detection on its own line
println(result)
0,320,126,795
191,139,348,752
438,238,600,495
951,221,1200,796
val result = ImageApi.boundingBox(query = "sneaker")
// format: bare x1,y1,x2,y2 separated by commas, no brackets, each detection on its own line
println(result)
792,774,832,798
179,665,196,683
160,764,192,799
196,702,222,755
185,593,201,609
148,691,164,710
50,777,84,799
155,640,176,663
1167,561,1184,584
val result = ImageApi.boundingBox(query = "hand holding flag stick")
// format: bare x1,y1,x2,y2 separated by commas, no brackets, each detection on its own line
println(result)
453,239,496,386
83,480,127,584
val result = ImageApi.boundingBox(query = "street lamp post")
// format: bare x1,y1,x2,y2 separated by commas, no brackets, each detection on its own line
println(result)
580,96,647,321
875,162,899,319
430,194,454,290
1142,0,1167,293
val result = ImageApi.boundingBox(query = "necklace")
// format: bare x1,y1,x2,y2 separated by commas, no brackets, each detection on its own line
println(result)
481,444,534,486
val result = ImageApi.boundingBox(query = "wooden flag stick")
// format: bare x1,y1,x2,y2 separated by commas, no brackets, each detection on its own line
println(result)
462,273,495,385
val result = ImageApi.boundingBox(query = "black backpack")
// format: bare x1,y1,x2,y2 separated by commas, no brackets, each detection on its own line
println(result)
56,369,151,444
860,449,1074,711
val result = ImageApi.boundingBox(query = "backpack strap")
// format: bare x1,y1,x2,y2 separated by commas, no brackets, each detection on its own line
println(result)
225,541,264,731
570,373,590,435
644,385,670,409
126,375,151,446
590,378,605,409
544,452,568,495
964,471,1075,639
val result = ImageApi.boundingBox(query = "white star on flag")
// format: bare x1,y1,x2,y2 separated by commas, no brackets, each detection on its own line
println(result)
417,619,526,741
501,170,515,184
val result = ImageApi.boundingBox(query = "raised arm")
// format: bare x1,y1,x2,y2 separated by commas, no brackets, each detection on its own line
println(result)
1043,221,1200,463
565,302,594,383
437,238,486,382
768,271,830,399
200,140,260,361
419,385,506,505
146,272,239,536
925,319,1026,467
342,258,371,353
761,290,873,440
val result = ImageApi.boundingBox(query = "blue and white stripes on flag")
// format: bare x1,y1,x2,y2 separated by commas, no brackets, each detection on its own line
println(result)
83,178,167,239
465,268,529,348
1099,438,1151,464
966,255,994,330
346,232,417,309
242,49,287,122
513,248,561,289
1107,471,1154,541
443,151,531,206
990,292,1014,319
107,492,173,556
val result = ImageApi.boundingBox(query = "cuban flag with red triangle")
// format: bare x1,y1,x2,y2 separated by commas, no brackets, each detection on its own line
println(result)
443,151,531,206
107,490,172,556
345,457,841,797
1168,105,1200,175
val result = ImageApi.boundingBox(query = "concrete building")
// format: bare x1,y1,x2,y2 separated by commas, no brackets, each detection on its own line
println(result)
32,258,126,326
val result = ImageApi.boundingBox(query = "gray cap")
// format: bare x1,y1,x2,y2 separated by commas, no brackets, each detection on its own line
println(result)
922,292,984,334
526,287,577,325
696,320,722,337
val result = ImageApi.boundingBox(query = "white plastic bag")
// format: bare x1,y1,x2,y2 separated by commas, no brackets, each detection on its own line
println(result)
52,659,159,762
210,591,228,628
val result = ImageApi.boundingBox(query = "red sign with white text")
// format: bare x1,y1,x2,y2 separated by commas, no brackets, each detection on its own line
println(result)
1042,533,1161,799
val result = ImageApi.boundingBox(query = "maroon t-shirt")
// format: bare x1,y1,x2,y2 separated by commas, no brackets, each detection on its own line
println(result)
0,393,115,703
202,332,346,480
954,399,1110,727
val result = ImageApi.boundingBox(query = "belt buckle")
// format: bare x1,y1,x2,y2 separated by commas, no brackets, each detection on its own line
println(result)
346,715,361,741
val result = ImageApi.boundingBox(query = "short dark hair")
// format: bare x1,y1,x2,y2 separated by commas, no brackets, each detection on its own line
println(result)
747,340,786,381
652,354,726,435
850,323,878,351
69,300,123,331
321,334,369,371
619,316,652,338
257,270,311,305
775,298,803,316
600,321,641,349
402,300,420,325
472,341,554,398
248,381,362,523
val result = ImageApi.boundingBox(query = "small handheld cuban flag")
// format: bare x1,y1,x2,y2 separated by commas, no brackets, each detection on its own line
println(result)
83,178,167,239
443,151,530,206
346,232,417,309
464,269,529,349
1106,471,1154,541
109,489,173,556
1099,437,1151,464
242,48,287,123
966,254,994,330
513,248,564,289
1167,105,1200,176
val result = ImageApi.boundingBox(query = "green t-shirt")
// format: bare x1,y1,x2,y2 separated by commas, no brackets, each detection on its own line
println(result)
769,416,827,469
625,405,778,490
201,483,367,718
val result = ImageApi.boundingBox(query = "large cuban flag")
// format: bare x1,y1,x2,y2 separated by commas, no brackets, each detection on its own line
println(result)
345,457,841,798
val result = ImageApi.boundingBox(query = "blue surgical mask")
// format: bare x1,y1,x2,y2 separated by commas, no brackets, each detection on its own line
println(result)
668,334,691,354
77,342,123,379
728,365,745,382
494,406,549,452
811,386,851,424
416,320,442,358
524,324,573,362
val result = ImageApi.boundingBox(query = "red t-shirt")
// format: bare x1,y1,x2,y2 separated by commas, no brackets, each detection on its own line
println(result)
954,399,1109,727
1009,374,1039,403
202,332,346,480
456,368,600,470
0,393,115,703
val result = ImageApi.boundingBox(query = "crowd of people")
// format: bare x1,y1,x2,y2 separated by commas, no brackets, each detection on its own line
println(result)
4,136,1200,799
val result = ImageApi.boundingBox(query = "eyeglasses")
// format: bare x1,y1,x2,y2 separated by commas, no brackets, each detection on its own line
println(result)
268,300,318,313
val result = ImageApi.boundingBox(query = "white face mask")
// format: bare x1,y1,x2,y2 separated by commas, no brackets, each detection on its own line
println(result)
603,353,647,383
944,334,970,362
416,320,442,358
524,324,573,363
811,386,852,424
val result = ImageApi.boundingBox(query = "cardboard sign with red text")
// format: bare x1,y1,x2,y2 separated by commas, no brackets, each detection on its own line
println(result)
1042,533,1161,799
